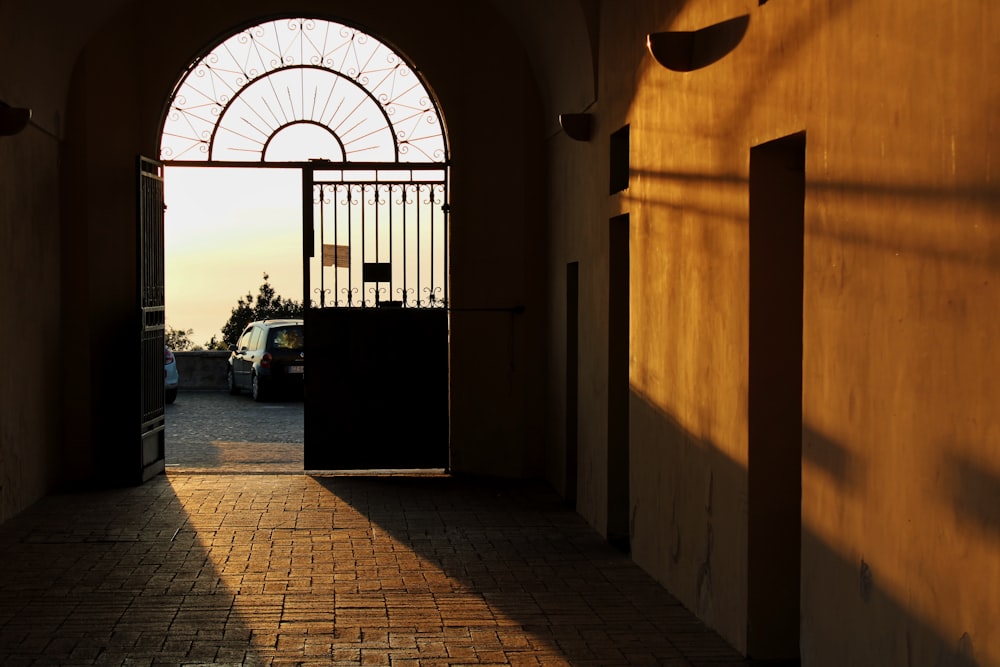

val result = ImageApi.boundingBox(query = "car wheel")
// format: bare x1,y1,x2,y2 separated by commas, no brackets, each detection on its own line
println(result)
251,372,267,402
227,367,240,395
165,388,177,404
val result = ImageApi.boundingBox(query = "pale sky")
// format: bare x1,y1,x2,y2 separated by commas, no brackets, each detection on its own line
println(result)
164,167,303,347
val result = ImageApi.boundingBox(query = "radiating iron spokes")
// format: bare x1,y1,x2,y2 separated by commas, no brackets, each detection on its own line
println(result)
161,17,446,164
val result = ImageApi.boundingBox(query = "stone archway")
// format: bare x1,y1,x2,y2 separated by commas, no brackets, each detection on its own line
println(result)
158,16,452,470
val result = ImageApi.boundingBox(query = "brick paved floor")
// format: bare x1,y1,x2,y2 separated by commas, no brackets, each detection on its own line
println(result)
0,472,746,665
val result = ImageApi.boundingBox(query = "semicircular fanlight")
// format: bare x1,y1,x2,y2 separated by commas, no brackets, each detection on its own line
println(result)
160,17,447,164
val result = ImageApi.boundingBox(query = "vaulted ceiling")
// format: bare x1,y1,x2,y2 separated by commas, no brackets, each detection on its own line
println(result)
0,0,597,139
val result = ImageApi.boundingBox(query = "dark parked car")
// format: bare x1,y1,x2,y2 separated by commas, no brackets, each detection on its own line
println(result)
227,319,304,401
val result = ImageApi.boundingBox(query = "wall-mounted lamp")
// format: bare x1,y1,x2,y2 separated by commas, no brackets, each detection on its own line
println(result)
646,14,750,72
0,101,32,136
558,113,592,142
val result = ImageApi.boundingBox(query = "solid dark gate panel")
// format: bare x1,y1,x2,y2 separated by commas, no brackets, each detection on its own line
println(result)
137,156,166,482
304,308,448,470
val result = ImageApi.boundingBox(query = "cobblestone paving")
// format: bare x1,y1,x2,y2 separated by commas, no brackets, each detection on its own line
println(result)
0,475,746,666
165,390,303,473
0,391,748,666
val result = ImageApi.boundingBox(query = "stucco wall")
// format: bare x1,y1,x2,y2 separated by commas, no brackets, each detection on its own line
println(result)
795,4,999,664
0,127,61,523
548,0,999,664
0,6,77,521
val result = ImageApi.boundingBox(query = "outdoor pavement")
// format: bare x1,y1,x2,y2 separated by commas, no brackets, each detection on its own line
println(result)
0,391,747,666
164,389,304,473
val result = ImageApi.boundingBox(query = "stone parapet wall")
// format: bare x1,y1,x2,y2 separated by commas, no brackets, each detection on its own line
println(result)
174,350,229,390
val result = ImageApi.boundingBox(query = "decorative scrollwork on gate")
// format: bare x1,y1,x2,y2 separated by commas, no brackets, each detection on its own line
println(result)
313,174,447,309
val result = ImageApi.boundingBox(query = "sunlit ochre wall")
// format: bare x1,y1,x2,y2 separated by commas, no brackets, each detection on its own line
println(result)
546,1,999,664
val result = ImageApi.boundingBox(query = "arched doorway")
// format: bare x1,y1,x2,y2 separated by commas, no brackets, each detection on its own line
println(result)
158,16,450,471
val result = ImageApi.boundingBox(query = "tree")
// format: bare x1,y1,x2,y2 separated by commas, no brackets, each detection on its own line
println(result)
202,335,229,351
220,273,303,347
165,325,196,351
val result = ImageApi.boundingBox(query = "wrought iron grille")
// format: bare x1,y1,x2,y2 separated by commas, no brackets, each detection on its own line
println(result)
159,17,450,309
312,169,447,308
160,17,446,165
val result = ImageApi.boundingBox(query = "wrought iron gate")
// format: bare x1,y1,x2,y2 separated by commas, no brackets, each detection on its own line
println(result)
138,156,166,482
303,165,449,470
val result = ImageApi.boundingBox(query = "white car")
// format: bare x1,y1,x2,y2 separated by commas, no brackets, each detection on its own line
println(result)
164,346,179,404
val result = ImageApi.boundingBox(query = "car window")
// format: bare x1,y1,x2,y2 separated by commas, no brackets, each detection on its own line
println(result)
270,326,304,351
249,326,264,351
238,329,252,350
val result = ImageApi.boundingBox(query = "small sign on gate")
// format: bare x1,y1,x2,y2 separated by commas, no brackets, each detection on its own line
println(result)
322,244,350,268
363,262,391,282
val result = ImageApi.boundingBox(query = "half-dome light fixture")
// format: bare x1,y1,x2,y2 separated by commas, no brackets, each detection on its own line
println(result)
647,14,750,72
0,101,31,136
559,113,593,142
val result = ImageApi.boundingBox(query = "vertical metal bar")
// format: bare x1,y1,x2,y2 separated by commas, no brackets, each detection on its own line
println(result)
416,183,421,304
361,184,367,305
348,184,354,306
429,185,434,303
301,165,313,310
333,184,339,305
388,182,394,302
318,182,326,307
372,183,378,305
444,181,449,305
402,184,408,305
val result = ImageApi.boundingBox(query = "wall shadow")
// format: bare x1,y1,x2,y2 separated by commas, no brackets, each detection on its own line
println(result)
802,424,867,494
0,476,262,665
628,386,987,666
314,473,748,666
801,528,978,667
943,449,1000,541
628,166,1000,270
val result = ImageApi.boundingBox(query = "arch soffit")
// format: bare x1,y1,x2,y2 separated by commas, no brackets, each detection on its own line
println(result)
27,1,591,146
484,0,597,123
